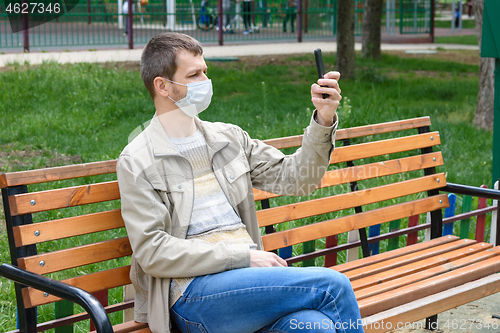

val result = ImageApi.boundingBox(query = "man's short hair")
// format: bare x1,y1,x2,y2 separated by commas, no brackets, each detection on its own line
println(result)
141,32,203,99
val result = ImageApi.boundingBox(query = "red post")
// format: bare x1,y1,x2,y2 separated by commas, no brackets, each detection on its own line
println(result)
88,0,91,24
251,0,255,26
218,0,223,45
430,0,435,43
407,215,420,245
128,0,134,49
89,290,108,331
324,235,337,267
475,185,488,242
297,0,302,42
22,0,29,52
304,0,307,33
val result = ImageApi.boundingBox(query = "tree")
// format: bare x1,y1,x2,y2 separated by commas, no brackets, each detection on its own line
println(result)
337,0,355,79
472,0,495,130
361,0,384,59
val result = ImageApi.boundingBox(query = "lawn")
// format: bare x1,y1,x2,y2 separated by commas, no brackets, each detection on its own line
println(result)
434,18,476,29
0,49,493,332
435,34,478,45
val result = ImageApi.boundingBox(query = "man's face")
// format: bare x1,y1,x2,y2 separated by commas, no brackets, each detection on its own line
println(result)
169,49,208,101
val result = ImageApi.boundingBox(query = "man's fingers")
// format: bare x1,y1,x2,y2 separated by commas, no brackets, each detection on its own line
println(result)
269,252,287,267
324,71,341,81
312,84,341,100
250,250,288,267
317,79,340,93
277,256,288,267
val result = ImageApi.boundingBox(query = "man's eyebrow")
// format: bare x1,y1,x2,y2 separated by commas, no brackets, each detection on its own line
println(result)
186,67,208,75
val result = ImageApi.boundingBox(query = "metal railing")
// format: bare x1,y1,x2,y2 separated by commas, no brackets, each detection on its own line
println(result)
0,0,432,52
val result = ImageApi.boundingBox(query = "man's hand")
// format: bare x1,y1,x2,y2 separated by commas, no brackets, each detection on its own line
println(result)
311,71,341,127
250,250,288,267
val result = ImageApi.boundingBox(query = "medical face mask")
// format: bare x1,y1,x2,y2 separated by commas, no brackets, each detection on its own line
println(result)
165,78,213,117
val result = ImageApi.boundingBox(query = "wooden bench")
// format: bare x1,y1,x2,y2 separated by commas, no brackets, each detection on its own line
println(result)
1,116,500,333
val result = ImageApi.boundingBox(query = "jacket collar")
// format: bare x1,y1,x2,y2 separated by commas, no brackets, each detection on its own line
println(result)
148,114,228,158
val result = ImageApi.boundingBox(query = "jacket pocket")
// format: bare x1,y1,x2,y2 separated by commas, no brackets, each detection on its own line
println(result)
223,155,251,207
161,174,192,229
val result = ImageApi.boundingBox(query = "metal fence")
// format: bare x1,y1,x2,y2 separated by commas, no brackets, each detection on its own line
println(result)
0,0,432,52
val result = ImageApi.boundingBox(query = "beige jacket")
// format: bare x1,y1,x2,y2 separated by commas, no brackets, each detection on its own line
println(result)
116,111,337,333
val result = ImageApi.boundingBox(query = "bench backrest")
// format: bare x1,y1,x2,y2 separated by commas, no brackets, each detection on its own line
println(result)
0,116,448,332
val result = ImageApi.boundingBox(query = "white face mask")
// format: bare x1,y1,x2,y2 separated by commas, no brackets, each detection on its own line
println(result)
165,78,213,117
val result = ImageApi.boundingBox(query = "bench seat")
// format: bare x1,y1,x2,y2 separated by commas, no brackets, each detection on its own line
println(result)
91,235,500,333
2,116,499,333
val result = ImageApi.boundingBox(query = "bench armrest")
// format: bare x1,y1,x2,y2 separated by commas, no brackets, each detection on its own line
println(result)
0,263,114,333
442,182,500,201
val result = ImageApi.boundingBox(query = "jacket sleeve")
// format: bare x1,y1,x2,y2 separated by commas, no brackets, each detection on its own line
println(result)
117,155,250,279
242,110,337,196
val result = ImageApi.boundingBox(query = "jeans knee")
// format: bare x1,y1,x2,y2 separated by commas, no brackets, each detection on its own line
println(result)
318,268,353,298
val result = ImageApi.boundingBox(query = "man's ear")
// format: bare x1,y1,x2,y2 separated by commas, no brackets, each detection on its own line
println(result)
153,77,170,98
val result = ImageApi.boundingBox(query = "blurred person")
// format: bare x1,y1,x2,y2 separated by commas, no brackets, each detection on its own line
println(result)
283,0,296,32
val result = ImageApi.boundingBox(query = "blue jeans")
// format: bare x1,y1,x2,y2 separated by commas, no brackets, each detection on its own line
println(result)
170,266,364,333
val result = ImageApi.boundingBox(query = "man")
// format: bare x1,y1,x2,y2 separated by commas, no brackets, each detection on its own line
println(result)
242,0,253,34
117,32,364,333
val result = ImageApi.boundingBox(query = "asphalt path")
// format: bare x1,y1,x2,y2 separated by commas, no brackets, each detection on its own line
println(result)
0,41,479,67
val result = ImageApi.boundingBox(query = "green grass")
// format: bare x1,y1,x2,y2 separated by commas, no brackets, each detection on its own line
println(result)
434,18,476,29
435,34,478,45
0,51,494,332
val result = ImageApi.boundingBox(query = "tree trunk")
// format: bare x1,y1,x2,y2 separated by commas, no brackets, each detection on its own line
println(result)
473,0,495,131
337,0,355,79
361,0,383,59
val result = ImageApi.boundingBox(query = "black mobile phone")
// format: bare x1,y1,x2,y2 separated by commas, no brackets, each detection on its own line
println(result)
314,48,329,99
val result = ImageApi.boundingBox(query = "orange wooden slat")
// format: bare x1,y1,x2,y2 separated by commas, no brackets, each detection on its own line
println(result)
358,252,500,317
253,152,443,201
90,321,149,333
18,237,132,275
363,274,500,333
257,173,446,227
355,246,500,301
135,328,153,333
320,152,443,188
8,181,120,216
329,132,440,165
261,117,432,149
336,117,431,141
350,242,492,290
115,322,150,333
261,194,449,251
13,209,124,247
333,235,460,274
344,238,475,281
0,160,117,188
23,266,131,308
262,135,303,150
